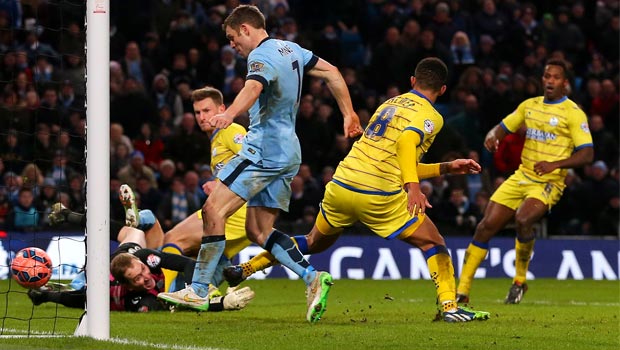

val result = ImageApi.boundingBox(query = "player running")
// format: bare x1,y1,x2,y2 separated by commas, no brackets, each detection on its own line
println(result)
456,58,593,304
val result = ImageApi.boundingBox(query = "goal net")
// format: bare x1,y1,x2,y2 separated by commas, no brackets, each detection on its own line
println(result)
0,0,108,339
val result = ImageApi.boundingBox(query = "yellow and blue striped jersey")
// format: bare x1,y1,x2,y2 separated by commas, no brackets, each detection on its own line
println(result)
210,123,246,176
333,90,444,193
500,96,593,182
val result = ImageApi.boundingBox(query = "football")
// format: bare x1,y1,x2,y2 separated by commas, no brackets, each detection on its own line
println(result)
11,247,53,289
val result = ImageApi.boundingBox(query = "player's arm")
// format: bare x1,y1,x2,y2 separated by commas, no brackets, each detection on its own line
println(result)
484,123,509,152
396,130,431,216
209,80,263,129
486,102,527,152
306,57,362,138
417,159,482,179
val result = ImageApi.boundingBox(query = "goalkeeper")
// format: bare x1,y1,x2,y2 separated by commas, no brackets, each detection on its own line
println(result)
27,222,255,312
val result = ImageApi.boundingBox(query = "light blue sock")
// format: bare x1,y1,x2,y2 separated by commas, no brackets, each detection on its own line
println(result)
191,235,225,297
212,255,232,287
264,230,316,286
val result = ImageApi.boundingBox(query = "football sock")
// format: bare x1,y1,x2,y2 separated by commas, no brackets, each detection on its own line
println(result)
291,235,309,254
457,240,489,296
241,235,306,277
191,235,226,298
263,229,313,285
514,237,535,285
424,245,456,305
161,243,183,292
241,251,277,278
212,255,231,287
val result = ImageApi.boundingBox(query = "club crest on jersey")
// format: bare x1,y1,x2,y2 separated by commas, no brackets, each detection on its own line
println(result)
233,133,244,144
249,61,264,73
549,117,559,126
424,119,434,133
580,122,590,133
146,254,160,268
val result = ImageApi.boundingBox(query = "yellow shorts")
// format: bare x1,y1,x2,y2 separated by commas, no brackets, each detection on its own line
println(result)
491,170,565,210
316,181,424,239
196,204,251,258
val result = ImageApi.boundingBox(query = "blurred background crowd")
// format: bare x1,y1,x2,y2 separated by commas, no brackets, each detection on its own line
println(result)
0,0,618,238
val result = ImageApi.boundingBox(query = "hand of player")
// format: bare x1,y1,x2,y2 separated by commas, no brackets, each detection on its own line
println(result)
533,161,556,176
405,182,431,216
202,180,217,195
343,112,363,138
484,131,500,152
448,159,481,175
209,113,234,129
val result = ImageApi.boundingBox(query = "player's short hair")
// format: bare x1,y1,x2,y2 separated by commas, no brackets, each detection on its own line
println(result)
191,86,224,105
414,57,448,92
110,252,140,285
223,5,266,31
545,58,570,79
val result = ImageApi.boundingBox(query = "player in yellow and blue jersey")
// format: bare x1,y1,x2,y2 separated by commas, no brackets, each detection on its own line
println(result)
158,5,362,323
227,57,491,323
456,59,594,305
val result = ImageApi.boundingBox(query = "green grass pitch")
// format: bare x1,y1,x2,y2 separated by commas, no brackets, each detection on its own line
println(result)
0,278,618,350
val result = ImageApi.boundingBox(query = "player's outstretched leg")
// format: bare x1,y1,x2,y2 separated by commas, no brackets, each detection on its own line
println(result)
306,271,333,323
440,301,490,322
119,184,139,228
505,282,528,304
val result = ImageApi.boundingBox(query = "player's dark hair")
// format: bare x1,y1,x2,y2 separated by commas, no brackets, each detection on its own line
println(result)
110,253,140,285
191,86,224,105
414,57,448,91
545,58,570,79
223,5,266,31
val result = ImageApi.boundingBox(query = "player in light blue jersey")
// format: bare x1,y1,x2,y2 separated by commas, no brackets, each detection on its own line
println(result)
158,4,362,323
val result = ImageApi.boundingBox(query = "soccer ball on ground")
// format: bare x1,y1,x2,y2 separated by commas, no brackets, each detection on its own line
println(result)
11,247,53,289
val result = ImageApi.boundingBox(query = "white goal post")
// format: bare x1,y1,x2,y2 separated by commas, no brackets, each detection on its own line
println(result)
80,0,110,340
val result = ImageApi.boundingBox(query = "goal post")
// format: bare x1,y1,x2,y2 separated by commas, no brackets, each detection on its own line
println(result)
81,0,110,340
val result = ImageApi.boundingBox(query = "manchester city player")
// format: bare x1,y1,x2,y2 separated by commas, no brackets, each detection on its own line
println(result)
158,4,362,323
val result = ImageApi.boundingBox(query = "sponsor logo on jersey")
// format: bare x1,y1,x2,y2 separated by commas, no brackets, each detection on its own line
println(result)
423,119,434,133
549,117,559,126
249,61,264,73
526,127,557,142
146,254,160,268
233,133,244,144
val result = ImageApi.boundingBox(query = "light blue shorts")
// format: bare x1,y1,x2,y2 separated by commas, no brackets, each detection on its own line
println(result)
217,155,299,211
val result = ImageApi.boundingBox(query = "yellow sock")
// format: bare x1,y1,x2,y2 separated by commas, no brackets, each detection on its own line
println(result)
244,251,277,278
514,238,535,285
457,242,489,296
161,244,183,292
426,247,456,305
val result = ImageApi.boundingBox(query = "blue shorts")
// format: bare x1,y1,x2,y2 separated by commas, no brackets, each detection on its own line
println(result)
217,155,299,211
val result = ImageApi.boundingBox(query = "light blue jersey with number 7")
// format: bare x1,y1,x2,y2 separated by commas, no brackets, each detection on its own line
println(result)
241,37,318,167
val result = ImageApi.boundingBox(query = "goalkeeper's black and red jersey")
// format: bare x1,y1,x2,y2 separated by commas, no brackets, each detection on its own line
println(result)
109,245,195,312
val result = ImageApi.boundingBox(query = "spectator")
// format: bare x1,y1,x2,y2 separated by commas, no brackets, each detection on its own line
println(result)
110,123,134,156
110,77,158,139
163,113,210,173
182,170,205,206
157,158,177,195
119,41,155,91
134,175,161,213
117,150,158,190
580,161,620,235
435,187,479,235
132,122,165,170
589,114,619,168
67,174,85,212
37,177,58,227
0,129,30,172
6,188,40,232
110,142,131,178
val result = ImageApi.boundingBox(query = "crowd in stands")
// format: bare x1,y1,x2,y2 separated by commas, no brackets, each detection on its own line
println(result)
0,0,618,237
